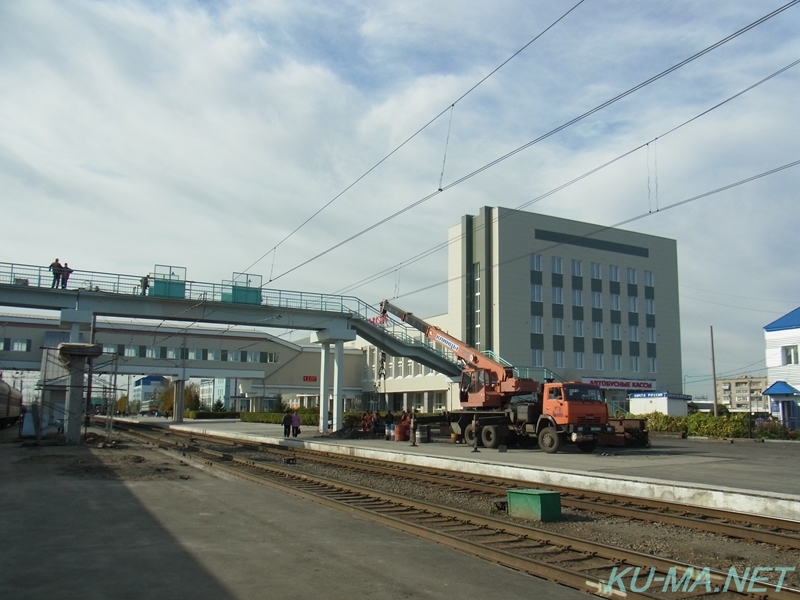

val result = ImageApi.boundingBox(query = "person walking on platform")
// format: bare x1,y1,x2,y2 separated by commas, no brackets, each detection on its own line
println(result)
60,263,73,289
282,411,292,437
48,258,62,288
140,275,150,296
291,411,301,437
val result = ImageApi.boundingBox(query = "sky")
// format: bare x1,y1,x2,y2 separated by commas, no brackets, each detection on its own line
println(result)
2,0,800,400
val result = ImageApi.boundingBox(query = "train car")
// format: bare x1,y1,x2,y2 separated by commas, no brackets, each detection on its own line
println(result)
0,379,23,428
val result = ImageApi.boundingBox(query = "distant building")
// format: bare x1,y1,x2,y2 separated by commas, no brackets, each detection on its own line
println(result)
629,391,690,416
715,375,768,413
131,376,168,410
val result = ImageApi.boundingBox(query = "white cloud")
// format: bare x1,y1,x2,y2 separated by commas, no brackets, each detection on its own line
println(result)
1,0,799,400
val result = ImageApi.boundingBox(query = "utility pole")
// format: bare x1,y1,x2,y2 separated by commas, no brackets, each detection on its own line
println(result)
710,326,718,417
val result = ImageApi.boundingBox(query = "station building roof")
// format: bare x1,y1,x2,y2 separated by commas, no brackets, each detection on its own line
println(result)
762,381,800,396
764,307,800,332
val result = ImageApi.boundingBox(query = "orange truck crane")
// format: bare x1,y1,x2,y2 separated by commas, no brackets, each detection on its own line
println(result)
380,300,615,453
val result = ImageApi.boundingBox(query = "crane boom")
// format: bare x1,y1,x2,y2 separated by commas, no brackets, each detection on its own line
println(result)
380,300,538,408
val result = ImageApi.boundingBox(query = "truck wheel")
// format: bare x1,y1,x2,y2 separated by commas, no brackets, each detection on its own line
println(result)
576,439,598,453
538,427,561,453
481,425,499,449
464,423,479,446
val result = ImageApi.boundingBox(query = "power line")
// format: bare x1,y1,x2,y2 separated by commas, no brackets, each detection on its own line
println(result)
332,55,800,297
395,158,800,301
269,0,800,285
241,0,588,277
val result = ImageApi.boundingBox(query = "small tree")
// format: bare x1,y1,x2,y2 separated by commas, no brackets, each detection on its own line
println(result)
117,394,129,414
212,399,225,412
158,384,175,415
185,382,201,412
272,393,286,414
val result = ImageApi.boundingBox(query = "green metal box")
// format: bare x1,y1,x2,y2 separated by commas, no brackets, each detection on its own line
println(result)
150,279,186,299
507,489,561,521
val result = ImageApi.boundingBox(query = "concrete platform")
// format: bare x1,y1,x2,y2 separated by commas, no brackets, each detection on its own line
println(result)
0,430,587,600
130,417,800,522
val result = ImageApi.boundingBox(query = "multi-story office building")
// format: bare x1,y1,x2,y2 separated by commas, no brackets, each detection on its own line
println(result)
365,207,683,409
715,375,768,413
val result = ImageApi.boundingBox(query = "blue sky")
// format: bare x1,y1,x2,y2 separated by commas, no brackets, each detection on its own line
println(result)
2,0,800,399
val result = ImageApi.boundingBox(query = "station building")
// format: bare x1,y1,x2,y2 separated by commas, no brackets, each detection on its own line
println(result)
364,207,683,411
763,307,800,427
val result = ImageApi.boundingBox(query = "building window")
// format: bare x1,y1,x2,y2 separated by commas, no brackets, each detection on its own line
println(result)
572,289,583,307
593,322,603,339
645,270,654,286
554,351,565,368
531,316,543,334
167,348,179,359
647,327,656,343
11,339,30,352
610,294,620,311
783,345,799,365
553,318,564,335
613,355,622,371
627,268,637,284
102,344,117,354
646,299,655,314
125,346,137,357
552,256,562,274
612,324,621,340
629,326,639,342
247,351,260,362
628,296,638,313
591,262,602,279
189,348,201,360
573,320,584,336
552,287,563,304
572,259,582,277
207,349,220,361
594,353,604,370
630,356,640,372
532,349,544,367
574,352,585,369
609,265,620,282
261,352,279,363
531,254,542,271
592,292,602,309
648,357,657,373
531,284,542,302
146,346,158,358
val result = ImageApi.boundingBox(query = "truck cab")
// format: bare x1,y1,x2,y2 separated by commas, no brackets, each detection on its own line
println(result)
535,382,615,453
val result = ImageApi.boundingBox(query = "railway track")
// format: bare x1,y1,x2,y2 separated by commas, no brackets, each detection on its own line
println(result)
109,420,800,551
111,424,800,600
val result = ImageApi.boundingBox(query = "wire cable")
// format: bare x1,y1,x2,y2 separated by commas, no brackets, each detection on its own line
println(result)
332,55,800,296
269,0,800,285
241,0,588,276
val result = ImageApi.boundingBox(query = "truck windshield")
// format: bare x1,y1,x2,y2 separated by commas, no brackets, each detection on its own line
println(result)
563,386,604,402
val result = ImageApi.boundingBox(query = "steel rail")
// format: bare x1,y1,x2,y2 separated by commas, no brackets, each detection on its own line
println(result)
108,421,800,550
164,437,800,600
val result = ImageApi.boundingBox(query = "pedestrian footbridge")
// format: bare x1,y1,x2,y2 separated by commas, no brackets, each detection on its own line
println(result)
0,261,462,442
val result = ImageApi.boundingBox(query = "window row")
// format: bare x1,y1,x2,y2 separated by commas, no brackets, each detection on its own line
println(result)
532,350,656,373
102,344,279,363
530,318,656,342
0,338,32,352
531,285,655,313
531,255,654,286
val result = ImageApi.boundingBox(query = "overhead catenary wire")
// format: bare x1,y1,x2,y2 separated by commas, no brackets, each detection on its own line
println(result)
332,55,800,297
267,0,800,286
240,0,589,277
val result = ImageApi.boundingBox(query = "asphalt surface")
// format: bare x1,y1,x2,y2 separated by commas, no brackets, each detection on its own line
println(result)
0,425,589,600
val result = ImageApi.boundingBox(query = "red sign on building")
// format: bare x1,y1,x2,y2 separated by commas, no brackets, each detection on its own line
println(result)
303,375,317,382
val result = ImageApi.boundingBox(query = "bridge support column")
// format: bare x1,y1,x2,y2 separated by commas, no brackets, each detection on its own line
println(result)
172,378,185,423
318,343,330,433
58,343,102,444
311,328,356,434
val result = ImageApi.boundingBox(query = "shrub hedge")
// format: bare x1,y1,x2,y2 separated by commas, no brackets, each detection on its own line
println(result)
632,411,800,440
185,411,240,420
